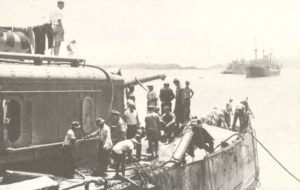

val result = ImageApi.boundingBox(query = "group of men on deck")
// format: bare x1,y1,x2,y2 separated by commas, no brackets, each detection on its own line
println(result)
61,78,252,179
145,79,194,123
205,98,252,133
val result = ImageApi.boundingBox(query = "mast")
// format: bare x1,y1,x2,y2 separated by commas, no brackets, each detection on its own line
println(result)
269,49,272,64
254,37,258,63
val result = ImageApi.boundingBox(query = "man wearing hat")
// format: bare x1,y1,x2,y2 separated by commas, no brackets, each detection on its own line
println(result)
61,121,80,178
85,118,112,176
50,0,65,56
147,85,158,113
145,105,161,158
111,134,141,177
110,110,127,144
187,119,214,156
159,83,175,115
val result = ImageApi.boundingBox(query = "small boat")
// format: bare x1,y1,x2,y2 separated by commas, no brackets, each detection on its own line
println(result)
221,60,248,75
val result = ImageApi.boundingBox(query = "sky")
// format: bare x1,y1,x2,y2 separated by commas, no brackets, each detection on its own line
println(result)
1,0,300,67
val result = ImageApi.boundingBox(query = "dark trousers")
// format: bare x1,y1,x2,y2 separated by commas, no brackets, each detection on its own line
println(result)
232,109,245,132
61,146,75,178
126,124,138,139
224,112,231,127
184,98,191,121
147,130,159,157
97,143,110,174
112,151,126,176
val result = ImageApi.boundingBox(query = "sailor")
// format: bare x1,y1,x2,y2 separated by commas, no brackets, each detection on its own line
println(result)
85,118,112,176
147,85,158,113
110,110,127,144
160,106,176,144
111,134,141,177
183,81,194,120
145,105,161,158
187,119,214,157
211,107,228,129
50,0,65,56
173,78,185,125
123,100,140,139
232,102,246,133
159,83,175,114
224,99,233,127
61,121,81,178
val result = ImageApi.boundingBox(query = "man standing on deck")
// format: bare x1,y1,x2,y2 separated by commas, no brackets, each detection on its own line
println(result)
123,100,141,160
147,85,158,113
183,81,194,121
145,105,161,158
85,118,112,177
124,100,140,139
173,79,185,125
61,121,80,178
159,83,175,115
110,110,127,144
232,102,246,133
224,99,233,127
50,0,65,56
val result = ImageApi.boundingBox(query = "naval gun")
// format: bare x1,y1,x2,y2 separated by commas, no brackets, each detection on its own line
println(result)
0,52,165,172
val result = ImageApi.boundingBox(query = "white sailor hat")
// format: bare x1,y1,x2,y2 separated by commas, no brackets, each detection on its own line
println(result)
96,118,105,125
111,110,121,115
71,121,81,128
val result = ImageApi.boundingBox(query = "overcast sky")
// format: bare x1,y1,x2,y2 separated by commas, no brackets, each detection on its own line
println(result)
1,0,300,66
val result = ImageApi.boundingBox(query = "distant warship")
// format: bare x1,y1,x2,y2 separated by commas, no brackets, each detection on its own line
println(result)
245,57,281,78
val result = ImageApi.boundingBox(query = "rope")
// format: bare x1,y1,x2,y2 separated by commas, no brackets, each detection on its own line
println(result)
248,131,300,183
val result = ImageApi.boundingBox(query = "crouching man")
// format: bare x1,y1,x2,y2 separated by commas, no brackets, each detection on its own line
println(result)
111,134,141,177
187,119,214,158
160,106,176,144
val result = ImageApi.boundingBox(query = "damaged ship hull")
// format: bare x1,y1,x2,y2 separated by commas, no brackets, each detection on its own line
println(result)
142,126,259,190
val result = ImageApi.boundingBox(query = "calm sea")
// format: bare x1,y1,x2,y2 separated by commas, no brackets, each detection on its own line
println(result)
122,68,300,190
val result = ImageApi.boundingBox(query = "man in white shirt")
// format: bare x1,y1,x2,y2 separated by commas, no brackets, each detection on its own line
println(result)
123,100,140,139
111,134,141,177
50,0,65,56
62,121,80,178
85,118,112,176
110,110,127,144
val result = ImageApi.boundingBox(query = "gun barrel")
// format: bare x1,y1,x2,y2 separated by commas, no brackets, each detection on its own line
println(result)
124,74,166,87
